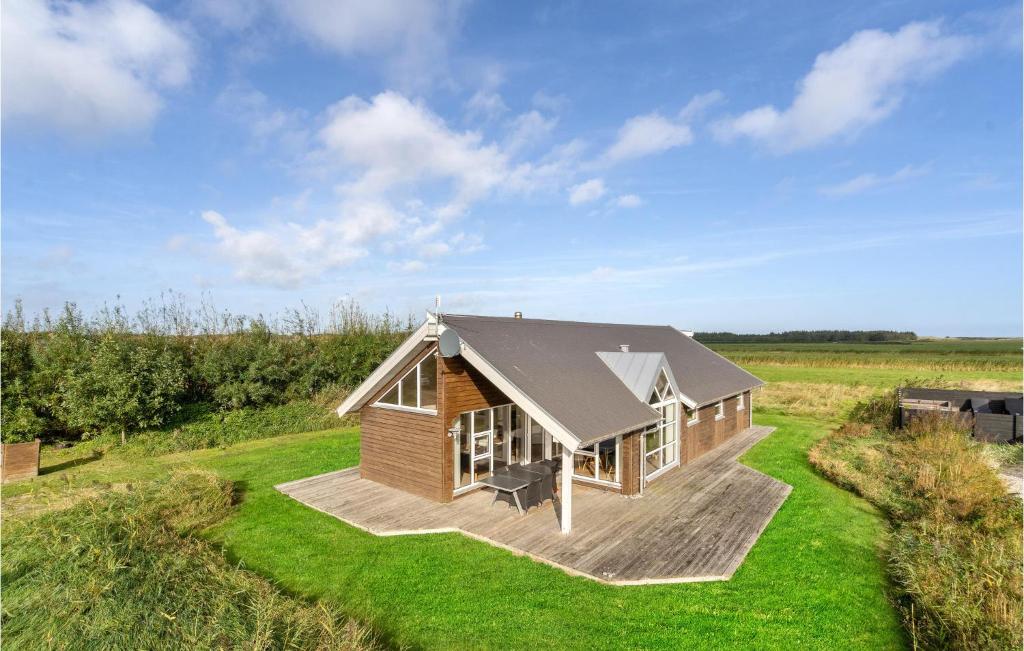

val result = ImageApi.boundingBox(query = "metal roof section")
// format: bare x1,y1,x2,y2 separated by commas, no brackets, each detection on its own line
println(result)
595,351,693,407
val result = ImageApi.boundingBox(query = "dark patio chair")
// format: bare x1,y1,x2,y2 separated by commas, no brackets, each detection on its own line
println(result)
529,463,554,505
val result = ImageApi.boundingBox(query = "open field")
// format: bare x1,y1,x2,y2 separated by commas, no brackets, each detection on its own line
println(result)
709,339,1022,372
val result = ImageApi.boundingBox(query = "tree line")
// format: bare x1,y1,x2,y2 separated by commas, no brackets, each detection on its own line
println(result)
694,330,918,344
1,296,411,444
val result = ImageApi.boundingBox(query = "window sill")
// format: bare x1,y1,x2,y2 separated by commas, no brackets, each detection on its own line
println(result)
686,419,699,426
715,415,725,421
371,403,438,416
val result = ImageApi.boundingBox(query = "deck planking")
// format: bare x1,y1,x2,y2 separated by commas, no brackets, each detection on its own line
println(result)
276,425,790,584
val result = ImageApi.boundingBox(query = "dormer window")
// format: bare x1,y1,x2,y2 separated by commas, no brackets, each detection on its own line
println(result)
375,349,438,412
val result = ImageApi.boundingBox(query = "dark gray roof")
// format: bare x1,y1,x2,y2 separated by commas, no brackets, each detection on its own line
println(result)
441,314,763,444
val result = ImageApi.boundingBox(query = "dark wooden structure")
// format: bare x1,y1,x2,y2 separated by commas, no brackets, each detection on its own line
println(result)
1,439,41,483
899,388,1023,443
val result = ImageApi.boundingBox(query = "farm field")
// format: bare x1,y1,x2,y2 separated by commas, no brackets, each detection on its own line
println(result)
2,339,1019,649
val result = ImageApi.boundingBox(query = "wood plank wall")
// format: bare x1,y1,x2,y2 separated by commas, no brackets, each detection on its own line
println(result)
619,431,642,495
680,391,750,464
358,344,445,501
440,355,510,501
1,439,40,483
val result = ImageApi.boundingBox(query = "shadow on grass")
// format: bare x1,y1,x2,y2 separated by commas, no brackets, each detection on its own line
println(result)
41,451,103,475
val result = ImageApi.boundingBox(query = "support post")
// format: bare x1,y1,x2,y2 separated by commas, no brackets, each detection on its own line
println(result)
560,445,572,534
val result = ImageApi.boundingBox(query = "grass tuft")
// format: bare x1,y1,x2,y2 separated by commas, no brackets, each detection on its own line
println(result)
0,471,380,650
810,411,1022,650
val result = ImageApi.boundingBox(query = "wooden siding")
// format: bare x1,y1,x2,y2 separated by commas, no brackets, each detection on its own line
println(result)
440,355,510,501
1,439,40,483
358,345,444,501
619,430,642,495
680,394,745,464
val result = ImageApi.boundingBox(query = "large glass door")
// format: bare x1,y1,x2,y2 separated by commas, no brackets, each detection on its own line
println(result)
454,408,495,490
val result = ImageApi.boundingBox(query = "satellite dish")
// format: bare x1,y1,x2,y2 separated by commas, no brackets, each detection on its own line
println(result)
438,328,461,358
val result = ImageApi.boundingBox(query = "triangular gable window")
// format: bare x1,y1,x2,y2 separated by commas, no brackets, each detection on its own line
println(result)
376,350,438,411
649,369,675,405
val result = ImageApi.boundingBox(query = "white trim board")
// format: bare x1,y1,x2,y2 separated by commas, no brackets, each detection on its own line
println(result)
337,320,432,416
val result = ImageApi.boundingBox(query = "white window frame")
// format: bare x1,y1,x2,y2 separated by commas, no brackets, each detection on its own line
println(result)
372,347,438,415
572,435,622,487
685,403,699,426
644,369,680,483
737,393,745,411
715,400,725,421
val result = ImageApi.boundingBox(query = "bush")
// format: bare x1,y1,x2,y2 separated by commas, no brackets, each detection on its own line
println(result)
810,410,1023,650
0,472,378,650
0,297,409,446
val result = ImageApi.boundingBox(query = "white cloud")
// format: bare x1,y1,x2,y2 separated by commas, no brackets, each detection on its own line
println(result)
569,178,607,205
713,21,971,152
602,113,693,164
678,90,724,121
504,110,557,153
465,90,508,122
616,194,643,208
201,202,400,287
269,0,466,88
819,164,929,197
2,0,193,139
215,83,309,152
318,91,511,220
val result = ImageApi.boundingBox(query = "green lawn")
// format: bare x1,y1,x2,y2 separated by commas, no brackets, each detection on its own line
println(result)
2,412,906,649
184,412,904,650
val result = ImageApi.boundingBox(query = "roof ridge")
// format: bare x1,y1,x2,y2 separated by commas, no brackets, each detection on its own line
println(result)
442,313,679,329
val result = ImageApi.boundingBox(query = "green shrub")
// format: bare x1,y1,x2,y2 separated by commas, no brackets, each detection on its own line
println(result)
810,410,1023,650
0,472,378,650
0,297,408,446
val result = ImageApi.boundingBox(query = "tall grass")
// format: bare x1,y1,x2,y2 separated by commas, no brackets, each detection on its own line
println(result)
810,405,1022,650
0,471,380,650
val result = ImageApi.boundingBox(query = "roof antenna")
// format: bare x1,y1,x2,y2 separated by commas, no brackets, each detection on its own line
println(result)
435,294,442,319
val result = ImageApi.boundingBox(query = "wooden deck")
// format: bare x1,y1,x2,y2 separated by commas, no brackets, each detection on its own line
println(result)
277,425,790,585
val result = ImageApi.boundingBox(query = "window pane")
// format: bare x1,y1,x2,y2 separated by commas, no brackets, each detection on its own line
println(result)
663,384,674,400
400,373,417,408
655,371,668,397
473,409,489,433
510,406,524,464
474,457,491,482
663,443,676,466
419,354,437,409
649,389,660,405
492,407,507,466
530,420,544,461
598,438,617,482
457,414,472,488
685,405,696,421
380,383,399,405
663,402,676,423
645,450,662,475
663,423,677,444
474,434,489,456
645,429,660,453
716,401,724,417
574,451,596,478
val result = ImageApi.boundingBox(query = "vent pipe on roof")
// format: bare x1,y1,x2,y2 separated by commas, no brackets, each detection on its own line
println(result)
514,311,523,319
619,344,630,353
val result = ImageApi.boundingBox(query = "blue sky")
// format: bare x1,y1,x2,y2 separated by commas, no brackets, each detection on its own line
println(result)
2,0,1021,335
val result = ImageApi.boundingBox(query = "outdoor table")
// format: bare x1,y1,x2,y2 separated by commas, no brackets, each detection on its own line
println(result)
479,474,533,514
